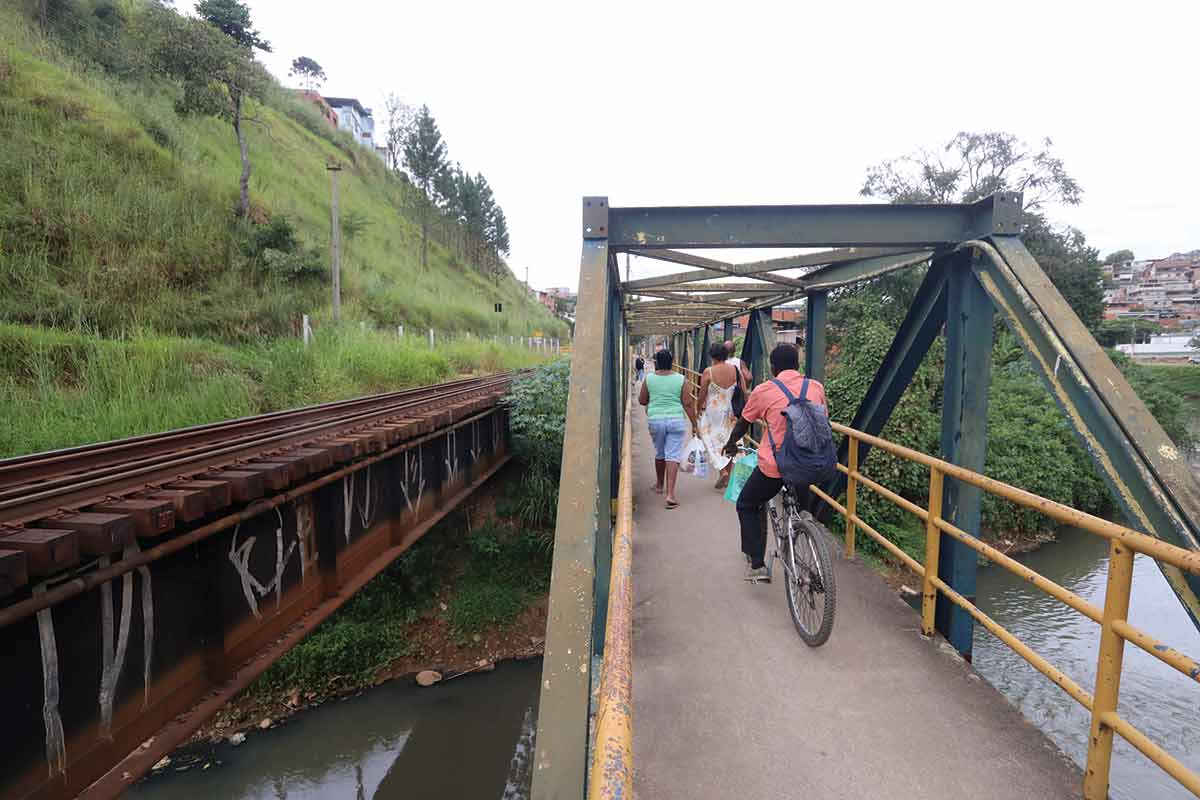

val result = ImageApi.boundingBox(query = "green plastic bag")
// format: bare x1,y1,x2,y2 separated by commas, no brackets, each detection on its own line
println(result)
724,451,758,504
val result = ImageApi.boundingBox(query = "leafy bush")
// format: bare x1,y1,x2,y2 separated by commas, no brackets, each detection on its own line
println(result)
448,521,552,638
504,359,571,530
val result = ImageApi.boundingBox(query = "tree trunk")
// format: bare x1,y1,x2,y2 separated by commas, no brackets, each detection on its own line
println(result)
232,90,251,218
421,213,428,269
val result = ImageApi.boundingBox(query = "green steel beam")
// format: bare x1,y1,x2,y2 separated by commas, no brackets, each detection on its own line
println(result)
800,249,937,292
936,253,994,659
655,283,788,294
975,236,1200,630
804,292,827,383
532,232,612,800
608,193,1023,249
698,325,712,371
621,247,910,291
622,249,806,288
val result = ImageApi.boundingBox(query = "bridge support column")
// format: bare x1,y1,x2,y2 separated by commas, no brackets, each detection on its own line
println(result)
694,326,709,371
804,291,827,382
742,307,775,387
723,317,734,346
936,253,993,659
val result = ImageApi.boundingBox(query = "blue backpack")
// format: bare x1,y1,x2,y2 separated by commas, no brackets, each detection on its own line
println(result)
765,377,837,488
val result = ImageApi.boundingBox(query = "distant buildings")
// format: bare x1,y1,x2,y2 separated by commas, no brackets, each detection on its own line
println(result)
1103,251,1200,324
296,92,382,157
323,97,376,149
298,91,337,127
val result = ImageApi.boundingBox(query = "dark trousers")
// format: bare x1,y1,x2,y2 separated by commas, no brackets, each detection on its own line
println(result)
736,467,783,568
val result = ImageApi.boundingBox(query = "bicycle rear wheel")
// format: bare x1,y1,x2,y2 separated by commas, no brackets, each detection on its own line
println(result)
784,511,837,646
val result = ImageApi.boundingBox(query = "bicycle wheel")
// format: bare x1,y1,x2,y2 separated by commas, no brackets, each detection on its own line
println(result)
784,511,837,646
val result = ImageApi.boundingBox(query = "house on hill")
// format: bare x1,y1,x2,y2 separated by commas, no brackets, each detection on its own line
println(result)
324,97,377,150
297,91,338,128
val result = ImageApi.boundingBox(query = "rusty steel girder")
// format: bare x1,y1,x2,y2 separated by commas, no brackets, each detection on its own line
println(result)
0,388,513,800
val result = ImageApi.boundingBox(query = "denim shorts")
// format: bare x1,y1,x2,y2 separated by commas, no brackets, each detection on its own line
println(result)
648,416,688,462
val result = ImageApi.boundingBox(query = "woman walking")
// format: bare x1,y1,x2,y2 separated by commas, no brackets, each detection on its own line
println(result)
638,349,696,509
697,342,744,489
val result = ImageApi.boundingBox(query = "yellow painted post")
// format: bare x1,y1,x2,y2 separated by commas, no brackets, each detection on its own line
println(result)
844,436,858,558
1084,540,1135,799
921,467,944,636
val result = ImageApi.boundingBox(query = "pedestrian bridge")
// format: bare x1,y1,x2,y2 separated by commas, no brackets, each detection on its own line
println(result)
531,195,1200,799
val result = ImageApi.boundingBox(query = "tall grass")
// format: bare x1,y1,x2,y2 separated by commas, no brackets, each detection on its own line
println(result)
0,323,549,458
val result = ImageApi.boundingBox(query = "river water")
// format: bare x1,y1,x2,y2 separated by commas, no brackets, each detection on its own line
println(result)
128,532,1200,800
129,658,541,800
974,525,1200,800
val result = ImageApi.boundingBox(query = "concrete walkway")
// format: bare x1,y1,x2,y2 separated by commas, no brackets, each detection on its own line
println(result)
629,399,1081,800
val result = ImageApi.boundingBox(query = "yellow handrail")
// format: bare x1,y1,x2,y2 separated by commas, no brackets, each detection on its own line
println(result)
806,421,1200,799
589,396,634,799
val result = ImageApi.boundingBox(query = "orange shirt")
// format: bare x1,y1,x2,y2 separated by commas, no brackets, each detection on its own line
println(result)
741,370,828,479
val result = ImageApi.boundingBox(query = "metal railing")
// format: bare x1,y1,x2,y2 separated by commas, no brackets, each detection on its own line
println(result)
806,422,1200,799
589,396,634,800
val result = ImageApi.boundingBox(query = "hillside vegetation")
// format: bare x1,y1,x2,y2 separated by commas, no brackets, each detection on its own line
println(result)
0,2,567,341
0,2,568,457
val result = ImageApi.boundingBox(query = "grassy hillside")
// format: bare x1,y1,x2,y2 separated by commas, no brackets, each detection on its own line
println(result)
0,3,567,341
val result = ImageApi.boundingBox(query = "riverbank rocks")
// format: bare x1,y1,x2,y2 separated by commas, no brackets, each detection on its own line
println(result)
228,732,246,746
259,718,273,730
416,670,443,687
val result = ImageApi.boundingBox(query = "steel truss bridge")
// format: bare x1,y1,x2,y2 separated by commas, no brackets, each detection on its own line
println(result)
534,193,1200,800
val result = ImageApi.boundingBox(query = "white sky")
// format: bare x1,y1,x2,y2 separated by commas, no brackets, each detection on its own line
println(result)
248,0,1199,291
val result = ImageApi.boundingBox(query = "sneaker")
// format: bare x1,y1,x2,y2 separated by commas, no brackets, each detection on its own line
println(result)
744,565,771,583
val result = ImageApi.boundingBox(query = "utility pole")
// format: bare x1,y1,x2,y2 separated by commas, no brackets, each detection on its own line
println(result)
625,253,631,284
327,163,344,324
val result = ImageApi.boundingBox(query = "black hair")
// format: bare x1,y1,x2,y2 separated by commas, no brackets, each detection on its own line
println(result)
709,342,729,362
769,343,800,375
654,349,674,370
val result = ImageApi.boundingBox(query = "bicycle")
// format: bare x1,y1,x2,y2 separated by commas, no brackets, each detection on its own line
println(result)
757,470,838,647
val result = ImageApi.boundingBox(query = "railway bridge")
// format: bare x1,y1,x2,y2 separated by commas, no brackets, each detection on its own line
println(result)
532,195,1200,799
0,376,515,800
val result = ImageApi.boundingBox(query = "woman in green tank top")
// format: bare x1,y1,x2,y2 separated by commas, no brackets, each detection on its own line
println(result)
638,349,697,508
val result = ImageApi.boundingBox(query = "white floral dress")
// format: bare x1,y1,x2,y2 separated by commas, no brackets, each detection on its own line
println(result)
698,371,737,471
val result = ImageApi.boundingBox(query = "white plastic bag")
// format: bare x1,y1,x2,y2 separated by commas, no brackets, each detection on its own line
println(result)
683,436,709,478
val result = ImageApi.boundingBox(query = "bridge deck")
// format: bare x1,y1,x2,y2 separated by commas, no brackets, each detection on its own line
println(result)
629,402,1081,799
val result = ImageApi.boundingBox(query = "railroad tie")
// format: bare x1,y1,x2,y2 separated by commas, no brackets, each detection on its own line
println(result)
34,513,136,555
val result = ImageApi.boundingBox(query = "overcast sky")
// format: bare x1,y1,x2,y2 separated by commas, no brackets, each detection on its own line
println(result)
248,0,1198,290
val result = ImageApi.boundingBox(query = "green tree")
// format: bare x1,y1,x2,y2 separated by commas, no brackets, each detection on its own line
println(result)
194,0,269,49
861,131,1103,329
147,1,271,217
861,131,1081,210
1103,249,1135,265
402,105,450,268
288,56,326,91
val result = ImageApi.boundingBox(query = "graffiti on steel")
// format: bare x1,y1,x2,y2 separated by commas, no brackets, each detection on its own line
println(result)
445,428,459,480
401,445,425,514
33,584,66,777
227,507,299,620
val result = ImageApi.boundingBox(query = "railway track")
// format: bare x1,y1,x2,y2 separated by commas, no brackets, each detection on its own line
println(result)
0,372,518,600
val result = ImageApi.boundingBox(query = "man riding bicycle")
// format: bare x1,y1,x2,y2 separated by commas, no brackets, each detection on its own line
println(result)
723,343,828,582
